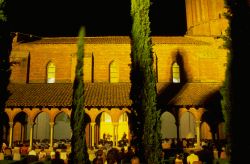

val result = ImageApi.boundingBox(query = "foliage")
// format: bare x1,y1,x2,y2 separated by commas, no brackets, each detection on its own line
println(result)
221,0,250,163
0,0,11,149
70,27,90,164
130,0,162,163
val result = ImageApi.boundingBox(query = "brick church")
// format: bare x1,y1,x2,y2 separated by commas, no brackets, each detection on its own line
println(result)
3,0,228,149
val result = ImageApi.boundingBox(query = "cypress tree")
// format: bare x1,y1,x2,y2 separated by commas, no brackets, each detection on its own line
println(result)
0,0,12,148
70,27,90,164
221,0,250,163
130,0,162,163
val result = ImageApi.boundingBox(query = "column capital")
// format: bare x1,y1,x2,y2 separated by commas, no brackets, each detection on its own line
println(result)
29,122,35,126
49,122,55,126
112,122,119,126
195,120,201,125
9,122,14,127
90,122,96,126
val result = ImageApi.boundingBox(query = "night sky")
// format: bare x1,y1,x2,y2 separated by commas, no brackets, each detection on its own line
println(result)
6,0,187,37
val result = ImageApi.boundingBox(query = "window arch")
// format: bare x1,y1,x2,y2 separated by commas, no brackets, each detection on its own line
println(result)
109,60,119,83
47,62,56,83
172,62,180,83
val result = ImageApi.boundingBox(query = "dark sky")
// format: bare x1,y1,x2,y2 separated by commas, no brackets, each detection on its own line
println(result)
6,0,187,37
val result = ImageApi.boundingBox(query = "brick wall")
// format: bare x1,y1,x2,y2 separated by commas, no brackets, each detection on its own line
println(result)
10,37,227,84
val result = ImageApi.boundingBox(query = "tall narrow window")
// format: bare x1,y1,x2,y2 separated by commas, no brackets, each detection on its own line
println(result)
110,61,119,83
172,62,180,83
47,62,55,83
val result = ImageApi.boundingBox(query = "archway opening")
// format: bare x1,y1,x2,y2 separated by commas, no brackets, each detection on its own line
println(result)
13,111,28,146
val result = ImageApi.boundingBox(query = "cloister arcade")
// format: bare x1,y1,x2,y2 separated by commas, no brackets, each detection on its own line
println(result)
3,106,225,149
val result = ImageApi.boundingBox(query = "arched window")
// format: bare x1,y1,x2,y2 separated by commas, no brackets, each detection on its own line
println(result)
119,113,128,122
47,62,55,83
101,112,112,122
110,61,119,83
172,62,180,83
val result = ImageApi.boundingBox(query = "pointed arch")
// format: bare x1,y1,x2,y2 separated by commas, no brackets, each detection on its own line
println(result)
201,121,212,139
13,112,28,143
3,112,10,143
54,112,71,140
100,112,113,141
118,113,129,141
180,112,195,138
218,122,226,140
172,62,180,83
33,112,50,141
109,60,119,83
160,111,177,139
47,61,56,83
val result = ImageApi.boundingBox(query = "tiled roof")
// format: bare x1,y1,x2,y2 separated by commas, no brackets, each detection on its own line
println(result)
7,83,73,107
6,82,222,108
25,36,209,45
6,83,131,108
166,83,222,106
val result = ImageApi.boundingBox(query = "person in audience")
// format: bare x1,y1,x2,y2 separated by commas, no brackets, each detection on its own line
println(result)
51,151,64,164
28,146,37,156
220,147,227,159
186,150,199,164
38,147,47,161
131,156,140,164
175,154,183,164
1,142,7,153
93,150,104,164
197,145,213,164
106,148,119,164
88,146,96,162
118,147,126,163
212,145,219,159
124,146,135,163
20,144,29,155
50,150,56,160
27,147,38,163
4,146,12,160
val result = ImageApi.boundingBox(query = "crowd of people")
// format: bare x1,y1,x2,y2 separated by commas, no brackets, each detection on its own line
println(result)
0,137,228,164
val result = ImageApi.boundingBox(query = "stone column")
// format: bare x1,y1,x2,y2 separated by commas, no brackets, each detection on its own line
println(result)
191,0,197,26
29,122,34,149
49,122,55,148
185,0,192,31
175,120,180,142
196,0,201,22
8,122,14,147
90,122,96,147
195,121,201,148
113,122,119,147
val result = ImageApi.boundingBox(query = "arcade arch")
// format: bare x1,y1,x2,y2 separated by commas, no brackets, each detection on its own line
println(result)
200,121,212,140
180,111,196,139
2,112,10,144
13,112,28,144
160,111,177,139
33,112,50,142
54,112,71,140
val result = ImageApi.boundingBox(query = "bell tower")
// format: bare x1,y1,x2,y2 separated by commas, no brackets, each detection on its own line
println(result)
185,0,228,36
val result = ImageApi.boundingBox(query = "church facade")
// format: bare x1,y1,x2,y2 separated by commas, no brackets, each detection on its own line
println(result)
3,0,228,148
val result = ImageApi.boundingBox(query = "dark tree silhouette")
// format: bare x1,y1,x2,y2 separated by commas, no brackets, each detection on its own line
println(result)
130,0,162,163
221,0,250,163
70,27,90,164
0,0,12,148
